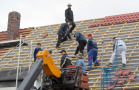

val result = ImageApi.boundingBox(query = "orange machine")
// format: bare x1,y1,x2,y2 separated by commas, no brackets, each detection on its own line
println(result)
36,50,61,78
18,50,89,90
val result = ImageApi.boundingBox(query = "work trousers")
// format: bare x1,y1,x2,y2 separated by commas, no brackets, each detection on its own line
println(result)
66,29,72,39
110,46,126,64
88,50,98,70
56,34,67,47
66,21,76,33
75,40,87,55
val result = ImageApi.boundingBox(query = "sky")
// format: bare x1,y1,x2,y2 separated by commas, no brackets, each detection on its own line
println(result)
0,0,139,32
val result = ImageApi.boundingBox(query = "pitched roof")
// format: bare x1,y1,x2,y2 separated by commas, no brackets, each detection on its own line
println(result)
0,27,33,42
89,12,139,27
0,12,139,89
0,27,33,56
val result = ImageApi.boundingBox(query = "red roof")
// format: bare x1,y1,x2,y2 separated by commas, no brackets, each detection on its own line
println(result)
89,12,139,27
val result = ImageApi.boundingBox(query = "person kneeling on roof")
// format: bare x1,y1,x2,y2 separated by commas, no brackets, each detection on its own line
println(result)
60,50,72,68
87,34,99,70
56,22,72,48
107,37,127,67
75,53,86,74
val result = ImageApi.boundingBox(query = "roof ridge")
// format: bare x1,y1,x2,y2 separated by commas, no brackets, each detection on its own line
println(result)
89,12,139,27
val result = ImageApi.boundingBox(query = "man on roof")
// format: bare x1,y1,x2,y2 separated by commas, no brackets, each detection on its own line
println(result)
87,34,99,70
107,37,127,67
33,43,42,62
56,22,71,48
65,3,76,36
75,53,86,74
74,32,87,57
60,50,72,68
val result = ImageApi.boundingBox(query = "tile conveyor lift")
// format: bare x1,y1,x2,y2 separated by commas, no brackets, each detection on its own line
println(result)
18,50,89,90
101,39,120,90
100,37,139,90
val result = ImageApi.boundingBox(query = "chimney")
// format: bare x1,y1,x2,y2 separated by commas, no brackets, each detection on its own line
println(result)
7,11,21,40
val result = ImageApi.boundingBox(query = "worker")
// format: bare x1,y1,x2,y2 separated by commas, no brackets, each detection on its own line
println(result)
107,37,127,67
33,43,42,62
87,34,99,70
74,32,87,56
65,3,76,34
56,22,71,48
60,50,72,68
75,53,86,74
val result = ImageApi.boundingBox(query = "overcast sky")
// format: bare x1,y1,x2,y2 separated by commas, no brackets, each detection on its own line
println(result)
0,0,138,32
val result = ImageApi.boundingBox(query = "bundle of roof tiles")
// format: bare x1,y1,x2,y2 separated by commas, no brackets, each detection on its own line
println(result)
108,69,136,90
66,65,89,89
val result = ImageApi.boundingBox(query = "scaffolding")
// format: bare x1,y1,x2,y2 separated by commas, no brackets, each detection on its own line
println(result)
100,37,139,90
101,38,120,90
11,35,33,90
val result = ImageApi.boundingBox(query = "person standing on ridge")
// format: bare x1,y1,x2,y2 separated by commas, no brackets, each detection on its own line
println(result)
65,3,76,37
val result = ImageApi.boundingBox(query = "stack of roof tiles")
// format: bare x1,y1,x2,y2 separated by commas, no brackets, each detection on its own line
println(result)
108,69,135,90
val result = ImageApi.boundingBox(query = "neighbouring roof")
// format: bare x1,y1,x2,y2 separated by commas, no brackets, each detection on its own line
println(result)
0,27,33,56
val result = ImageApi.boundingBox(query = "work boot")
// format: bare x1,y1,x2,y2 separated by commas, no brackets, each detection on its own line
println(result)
122,64,126,67
56,46,60,48
106,63,112,66
94,61,100,66
61,37,67,42
86,68,91,71
68,35,72,40
81,53,84,56
71,54,77,58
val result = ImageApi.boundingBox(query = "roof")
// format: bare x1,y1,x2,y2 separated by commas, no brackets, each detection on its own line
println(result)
0,12,139,89
89,12,139,27
0,28,33,42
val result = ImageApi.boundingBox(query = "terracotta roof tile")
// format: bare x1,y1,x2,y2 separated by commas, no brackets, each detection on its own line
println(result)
89,12,139,27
